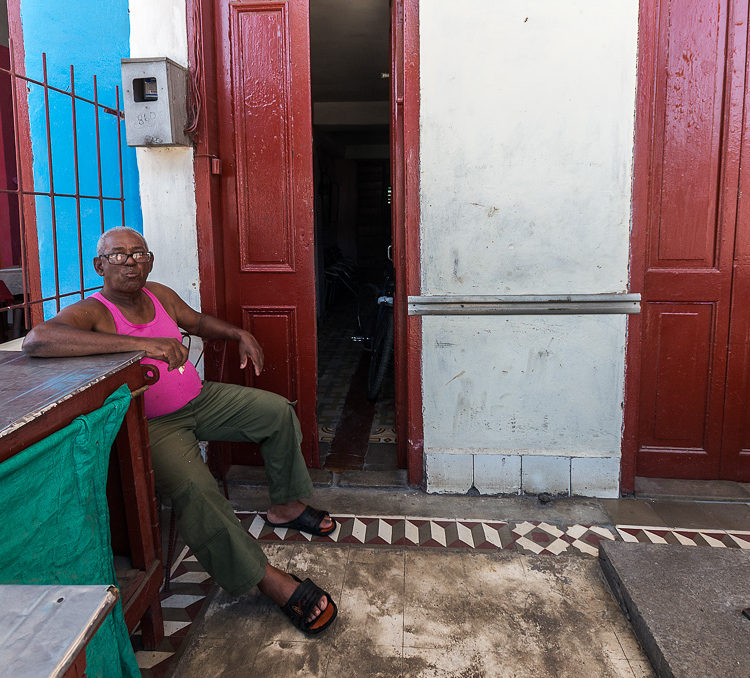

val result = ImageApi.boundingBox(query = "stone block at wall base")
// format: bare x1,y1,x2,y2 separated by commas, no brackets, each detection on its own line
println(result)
521,455,570,495
425,453,473,494
571,456,620,498
473,455,521,495
422,452,622,498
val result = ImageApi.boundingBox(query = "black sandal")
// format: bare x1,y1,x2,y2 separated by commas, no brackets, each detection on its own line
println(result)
265,506,337,537
280,574,338,635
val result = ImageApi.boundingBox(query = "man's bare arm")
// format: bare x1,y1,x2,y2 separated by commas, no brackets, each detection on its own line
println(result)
22,300,188,370
149,282,264,375
193,313,265,375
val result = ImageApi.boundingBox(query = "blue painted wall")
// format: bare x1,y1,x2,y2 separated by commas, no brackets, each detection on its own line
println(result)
19,0,142,316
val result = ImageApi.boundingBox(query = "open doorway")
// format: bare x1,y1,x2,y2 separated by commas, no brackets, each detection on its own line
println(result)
310,0,398,472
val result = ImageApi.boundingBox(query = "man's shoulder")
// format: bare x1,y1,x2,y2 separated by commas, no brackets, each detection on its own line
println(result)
145,281,178,299
47,295,112,331
144,281,186,318
73,295,107,314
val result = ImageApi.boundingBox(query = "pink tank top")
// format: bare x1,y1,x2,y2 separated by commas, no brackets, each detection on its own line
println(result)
90,288,203,418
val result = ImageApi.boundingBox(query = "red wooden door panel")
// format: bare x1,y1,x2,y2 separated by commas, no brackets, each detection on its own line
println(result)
215,0,318,466
723,267,750,479
721,18,750,480
636,0,736,479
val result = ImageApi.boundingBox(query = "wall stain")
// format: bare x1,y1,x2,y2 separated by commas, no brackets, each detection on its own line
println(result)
452,249,463,283
445,370,466,386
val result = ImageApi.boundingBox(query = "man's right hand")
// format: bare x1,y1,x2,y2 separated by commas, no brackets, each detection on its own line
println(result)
143,337,189,371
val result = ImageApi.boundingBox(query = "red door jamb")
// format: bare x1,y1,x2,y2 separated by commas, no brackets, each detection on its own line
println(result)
6,0,43,328
400,0,423,486
621,0,657,495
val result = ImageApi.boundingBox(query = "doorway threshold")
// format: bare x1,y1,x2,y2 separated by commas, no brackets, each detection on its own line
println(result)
225,464,408,491
635,477,750,503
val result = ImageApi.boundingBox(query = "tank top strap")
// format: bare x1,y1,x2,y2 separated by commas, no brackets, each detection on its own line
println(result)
90,291,130,333
141,287,172,324
90,287,173,332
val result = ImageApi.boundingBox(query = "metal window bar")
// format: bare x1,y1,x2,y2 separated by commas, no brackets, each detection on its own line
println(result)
0,39,127,332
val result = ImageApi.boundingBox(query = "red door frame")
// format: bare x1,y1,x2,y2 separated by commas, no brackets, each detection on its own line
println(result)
189,0,425,485
391,0,423,486
6,0,43,328
622,0,658,495
187,0,225,325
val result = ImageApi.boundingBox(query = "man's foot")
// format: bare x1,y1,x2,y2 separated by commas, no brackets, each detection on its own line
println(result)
266,501,335,536
257,564,337,634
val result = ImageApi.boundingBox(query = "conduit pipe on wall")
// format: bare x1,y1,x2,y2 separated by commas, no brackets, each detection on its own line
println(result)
408,293,641,315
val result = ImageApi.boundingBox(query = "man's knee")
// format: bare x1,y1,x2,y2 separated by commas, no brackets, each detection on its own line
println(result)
252,391,302,451
252,389,298,428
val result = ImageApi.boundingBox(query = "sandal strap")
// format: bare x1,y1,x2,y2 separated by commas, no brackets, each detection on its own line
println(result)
264,506,335,536
283,577,330,630
296,506,329,531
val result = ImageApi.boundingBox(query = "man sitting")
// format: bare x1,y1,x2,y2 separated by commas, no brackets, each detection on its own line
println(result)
23,226,337,635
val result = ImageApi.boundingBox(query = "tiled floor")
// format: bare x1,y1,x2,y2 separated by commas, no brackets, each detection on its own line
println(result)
316,308,397,453
131,547,214,678
316,309,361,444
133,501,749,676
169,543,654,677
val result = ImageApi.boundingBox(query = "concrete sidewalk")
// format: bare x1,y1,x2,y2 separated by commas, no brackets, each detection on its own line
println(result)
174,543,652,677
135,478,749,677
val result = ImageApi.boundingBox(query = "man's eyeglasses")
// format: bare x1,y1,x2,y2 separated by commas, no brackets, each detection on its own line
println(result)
100,251,154,265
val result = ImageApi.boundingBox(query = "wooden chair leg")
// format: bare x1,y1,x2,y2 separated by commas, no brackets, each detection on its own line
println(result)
163,507,178,593
139,599,164,650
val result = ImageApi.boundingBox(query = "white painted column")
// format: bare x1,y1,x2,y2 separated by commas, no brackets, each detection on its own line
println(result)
128,0,200,312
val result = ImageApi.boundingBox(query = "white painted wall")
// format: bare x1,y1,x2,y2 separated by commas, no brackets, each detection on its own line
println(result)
128,0,200,312
419,1,639,495
423,315,626,456
420,0,638,295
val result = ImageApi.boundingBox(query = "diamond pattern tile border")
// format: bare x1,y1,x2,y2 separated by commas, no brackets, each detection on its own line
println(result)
133,517,748,677
241,512,621,556
240,513,750,555
616,526,750,549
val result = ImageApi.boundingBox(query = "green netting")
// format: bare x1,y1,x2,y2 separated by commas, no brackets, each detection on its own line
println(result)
0,384,140,678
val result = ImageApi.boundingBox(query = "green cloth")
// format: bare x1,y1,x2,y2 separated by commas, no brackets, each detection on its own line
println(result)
0,384,140,678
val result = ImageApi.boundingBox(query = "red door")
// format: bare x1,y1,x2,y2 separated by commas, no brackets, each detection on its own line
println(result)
214,0,318,466
721,64,750,479
631,0,750,481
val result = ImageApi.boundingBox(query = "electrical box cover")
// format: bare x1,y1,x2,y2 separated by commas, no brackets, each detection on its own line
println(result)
121,57,190,147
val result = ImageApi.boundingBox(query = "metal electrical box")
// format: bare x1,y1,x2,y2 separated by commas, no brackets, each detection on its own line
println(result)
121,57,190,147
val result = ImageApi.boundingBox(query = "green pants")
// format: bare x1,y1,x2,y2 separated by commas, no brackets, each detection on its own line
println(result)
147,381,313,596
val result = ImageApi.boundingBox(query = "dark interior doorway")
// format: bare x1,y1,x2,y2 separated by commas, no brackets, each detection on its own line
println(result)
309,0,397,472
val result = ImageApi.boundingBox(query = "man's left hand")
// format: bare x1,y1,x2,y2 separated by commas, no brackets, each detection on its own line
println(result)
239,331,264,375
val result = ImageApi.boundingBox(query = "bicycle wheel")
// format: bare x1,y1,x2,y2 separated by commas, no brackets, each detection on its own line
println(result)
367,309,393,402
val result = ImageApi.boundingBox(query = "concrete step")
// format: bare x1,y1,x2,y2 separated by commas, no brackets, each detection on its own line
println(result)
225,465,409,491
634,477,750,503
599,540,750,678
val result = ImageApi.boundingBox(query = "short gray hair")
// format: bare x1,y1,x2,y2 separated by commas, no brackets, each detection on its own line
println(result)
96,227,149,255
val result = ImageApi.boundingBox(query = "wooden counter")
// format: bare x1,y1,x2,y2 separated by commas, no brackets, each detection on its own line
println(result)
0,351,164,649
